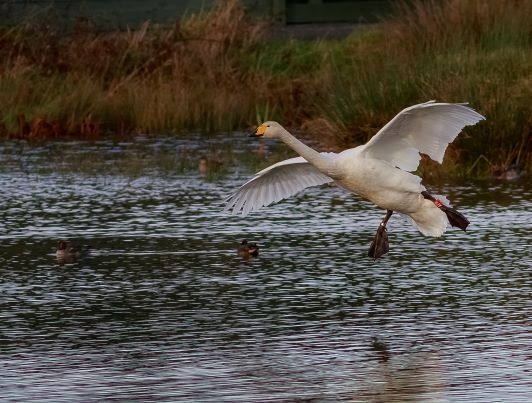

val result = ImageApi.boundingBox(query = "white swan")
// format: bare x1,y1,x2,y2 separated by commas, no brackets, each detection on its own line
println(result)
224,101,485,258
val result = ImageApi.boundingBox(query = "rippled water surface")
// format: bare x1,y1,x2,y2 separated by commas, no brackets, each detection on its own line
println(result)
0,137,530,402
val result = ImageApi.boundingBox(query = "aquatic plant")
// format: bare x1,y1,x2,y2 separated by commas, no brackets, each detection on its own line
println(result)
323,0,532,176
0,0,530,176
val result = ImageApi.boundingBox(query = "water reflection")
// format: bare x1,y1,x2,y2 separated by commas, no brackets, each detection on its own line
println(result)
0,138,530,401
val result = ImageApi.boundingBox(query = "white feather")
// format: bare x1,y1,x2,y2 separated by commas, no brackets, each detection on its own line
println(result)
361,101,485,171
223,155,335,216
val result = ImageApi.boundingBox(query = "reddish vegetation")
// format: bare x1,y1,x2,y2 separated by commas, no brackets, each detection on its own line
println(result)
6,114,101,139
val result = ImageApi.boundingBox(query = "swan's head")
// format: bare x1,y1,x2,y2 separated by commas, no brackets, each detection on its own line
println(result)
250,121,286,139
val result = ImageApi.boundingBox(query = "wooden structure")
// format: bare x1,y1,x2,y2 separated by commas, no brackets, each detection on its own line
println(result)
0,1,394,27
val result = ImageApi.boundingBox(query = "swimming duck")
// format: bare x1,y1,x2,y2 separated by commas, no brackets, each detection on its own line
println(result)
371,336,391,363
238,240,259,258
56,240,81,263
198,152,225,177
494,164,523,181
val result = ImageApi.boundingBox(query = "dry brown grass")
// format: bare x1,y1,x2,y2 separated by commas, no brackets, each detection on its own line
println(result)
0,0,268,137
386,0,532,52
322,0,532,175
0,0,530,176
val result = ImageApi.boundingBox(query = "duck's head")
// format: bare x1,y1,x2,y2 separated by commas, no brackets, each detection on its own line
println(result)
238,240,259,258
247,244,259,257
250,121,286,139
56,240,80,256
57,240,68,251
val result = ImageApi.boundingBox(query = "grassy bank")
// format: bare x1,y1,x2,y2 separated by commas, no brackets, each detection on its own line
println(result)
0,0,530,176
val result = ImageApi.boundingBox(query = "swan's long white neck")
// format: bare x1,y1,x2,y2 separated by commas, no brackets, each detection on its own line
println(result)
278,129,336,175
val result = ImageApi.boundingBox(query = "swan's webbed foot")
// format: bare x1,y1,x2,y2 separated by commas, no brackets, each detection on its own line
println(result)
421,191,470,230
368,224,389,259
368,210,393,260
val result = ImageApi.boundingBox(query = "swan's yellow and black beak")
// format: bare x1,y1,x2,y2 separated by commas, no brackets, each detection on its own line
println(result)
249,124,266,137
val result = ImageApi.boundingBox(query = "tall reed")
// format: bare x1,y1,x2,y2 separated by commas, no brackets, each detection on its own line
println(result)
0,0,530,176
0,0,267,135
323,0,532,175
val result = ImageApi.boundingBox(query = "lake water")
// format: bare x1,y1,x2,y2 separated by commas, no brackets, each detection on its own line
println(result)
0,137,530,402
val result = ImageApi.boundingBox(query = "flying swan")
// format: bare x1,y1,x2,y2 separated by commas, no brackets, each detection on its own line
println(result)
224,101,485,259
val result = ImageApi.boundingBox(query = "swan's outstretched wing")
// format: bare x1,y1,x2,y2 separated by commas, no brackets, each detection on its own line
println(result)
360,101,485,172
224,154,335,216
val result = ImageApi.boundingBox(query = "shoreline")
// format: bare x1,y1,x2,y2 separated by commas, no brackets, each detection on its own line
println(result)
0,0,530,176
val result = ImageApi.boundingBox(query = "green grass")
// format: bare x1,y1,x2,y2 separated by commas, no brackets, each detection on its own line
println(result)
0,0,530,176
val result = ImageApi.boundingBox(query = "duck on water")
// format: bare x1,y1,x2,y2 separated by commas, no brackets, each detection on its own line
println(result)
56,240,81,263
224,101,485,259
238,240,259,258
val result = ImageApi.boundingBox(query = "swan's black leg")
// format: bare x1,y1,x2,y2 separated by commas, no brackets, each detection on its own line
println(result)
368,210,393,260
421,191,470,230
